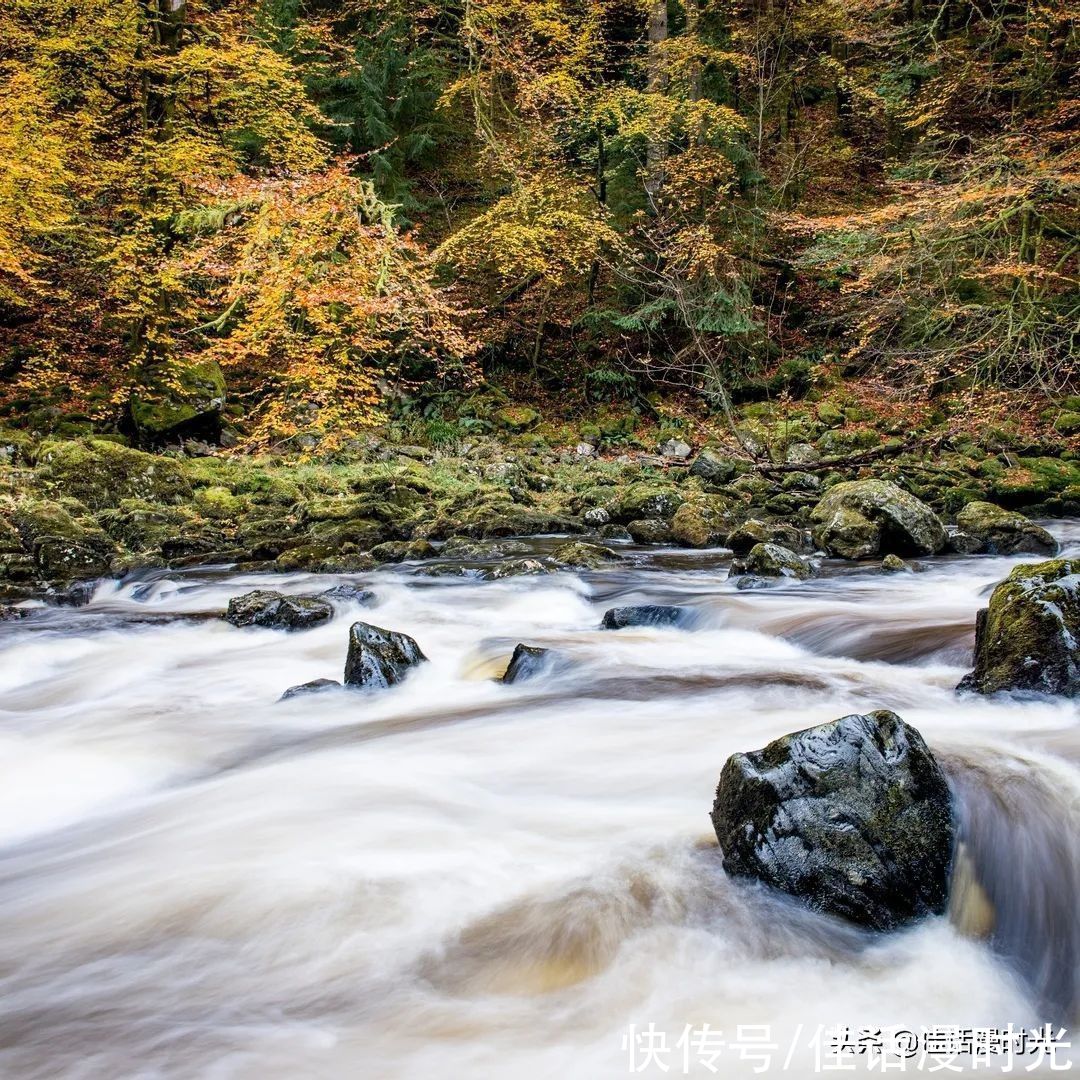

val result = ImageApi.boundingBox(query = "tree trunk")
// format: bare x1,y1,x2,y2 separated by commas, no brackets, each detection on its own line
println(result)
144,0,186,135
644,0,668,208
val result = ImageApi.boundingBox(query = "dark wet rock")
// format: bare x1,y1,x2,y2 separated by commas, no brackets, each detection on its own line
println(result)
811,480,947,559
320,584,376,606
627,518,673,544
958,558,1080,697
483,558,553,580
945,530,984,555
280,678,341,701
601,605,686,629
225,590,334,631
0,604,32,621
550,541,618,569
954,502,1058,556
598,524,633,542
730,543,816,581
501,644,552,684
734,574,772,590
690,448,737,484
344,620,427,690
881,554,908,573
712,710,955,931
45,580,98,606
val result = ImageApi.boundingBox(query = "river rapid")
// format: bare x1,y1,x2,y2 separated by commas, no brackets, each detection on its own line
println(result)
0,525,1078,1078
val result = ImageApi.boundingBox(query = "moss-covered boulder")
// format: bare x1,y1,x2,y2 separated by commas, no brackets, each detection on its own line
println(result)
712,710,955,930
954,501,1058,556
811,479,946,559
731,542,816,581
958,558,1080,697
493,405,541,433
129,360,227,445
550,541,618,569
670,502,726,548
37,439,191,510
627,518,673,544
689,449,737,484
11,500,116,583
369,539,437,564
616,483,684,522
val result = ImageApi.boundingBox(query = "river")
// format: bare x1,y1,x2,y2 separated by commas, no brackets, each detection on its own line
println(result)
0,524,1078,1077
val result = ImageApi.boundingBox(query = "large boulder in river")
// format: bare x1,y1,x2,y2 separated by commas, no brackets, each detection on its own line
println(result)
954,502,1058,556
226,590,333,630
711,710,955,931
811,479,946,559
958,558,1080,697
502,644,552,684
344,620,427,690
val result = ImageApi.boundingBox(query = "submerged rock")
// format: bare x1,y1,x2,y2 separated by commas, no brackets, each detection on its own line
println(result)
958,558,1080,697
501,644,552,684
811,479,947,559
954,502,1058,556
280,678,341,701
484,558,553,580
712,710,955,931
601,605,686,629
225,590,333,630
344,620,427,690
320,583,376,606
730,542,816,581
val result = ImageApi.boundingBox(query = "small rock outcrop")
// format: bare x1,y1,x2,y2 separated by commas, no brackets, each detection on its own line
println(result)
226,590,334,630
954,502,1058,556
958,558,1080,697
550,541,618,569
320,583,376,606
601,605,686,629
501,644,552,684
344,620,427,690
280,678,341,701
712,710,955,931
811,480,947,559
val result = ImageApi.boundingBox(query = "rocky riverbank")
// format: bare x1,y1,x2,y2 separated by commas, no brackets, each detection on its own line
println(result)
1,422,1078,602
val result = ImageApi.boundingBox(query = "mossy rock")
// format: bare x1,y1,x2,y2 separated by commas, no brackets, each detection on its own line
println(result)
616,483,684,522
129,360,226,444
550,541,618,569
1053,412,1080,437
493,406,541,433
369,539,437,563
811,479,946,558
959,558,1080,697
37,439,191,510
731,542,816,581
11,499,116,583
954,501,1058,556
670,502,728,548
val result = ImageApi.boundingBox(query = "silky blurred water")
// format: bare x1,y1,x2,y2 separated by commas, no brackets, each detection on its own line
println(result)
0,524,1077,1078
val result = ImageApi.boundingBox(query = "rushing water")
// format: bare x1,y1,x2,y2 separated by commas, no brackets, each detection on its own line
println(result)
0,524,1078,1078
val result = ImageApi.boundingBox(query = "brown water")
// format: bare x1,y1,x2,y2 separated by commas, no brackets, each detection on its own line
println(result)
0,525,1077,1077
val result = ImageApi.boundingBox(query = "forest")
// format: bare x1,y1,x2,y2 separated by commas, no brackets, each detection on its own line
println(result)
1,0,1076,452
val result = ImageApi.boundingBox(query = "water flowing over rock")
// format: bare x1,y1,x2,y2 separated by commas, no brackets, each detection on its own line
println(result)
811,480,947,559
958,558,1080,697
501,644,552,684
954,502,1058,556
711,710,955,931
344,620,427,690
601,605,687,629
225,590,334,630
279,678,341,701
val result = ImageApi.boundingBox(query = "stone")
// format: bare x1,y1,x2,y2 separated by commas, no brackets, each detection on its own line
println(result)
442,537,531,560
484,558,553,580
280,678,341,701
724,519,770,556
129,360,227,445
730,542,816,581
501,644,552,684
954,502,1058,556
660,438,692,460
670,503,725,548
344,620,427,690
881,554,908,573
320,584,376,606
627,518,673,544
712,710,955,931
690,449,737,484
550,541,617,569
369,539,437,563
583,507,611,527
617,484,684,522
601,605,687,629
958,558,1080,697
811,480,947,559
225,590,334,631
